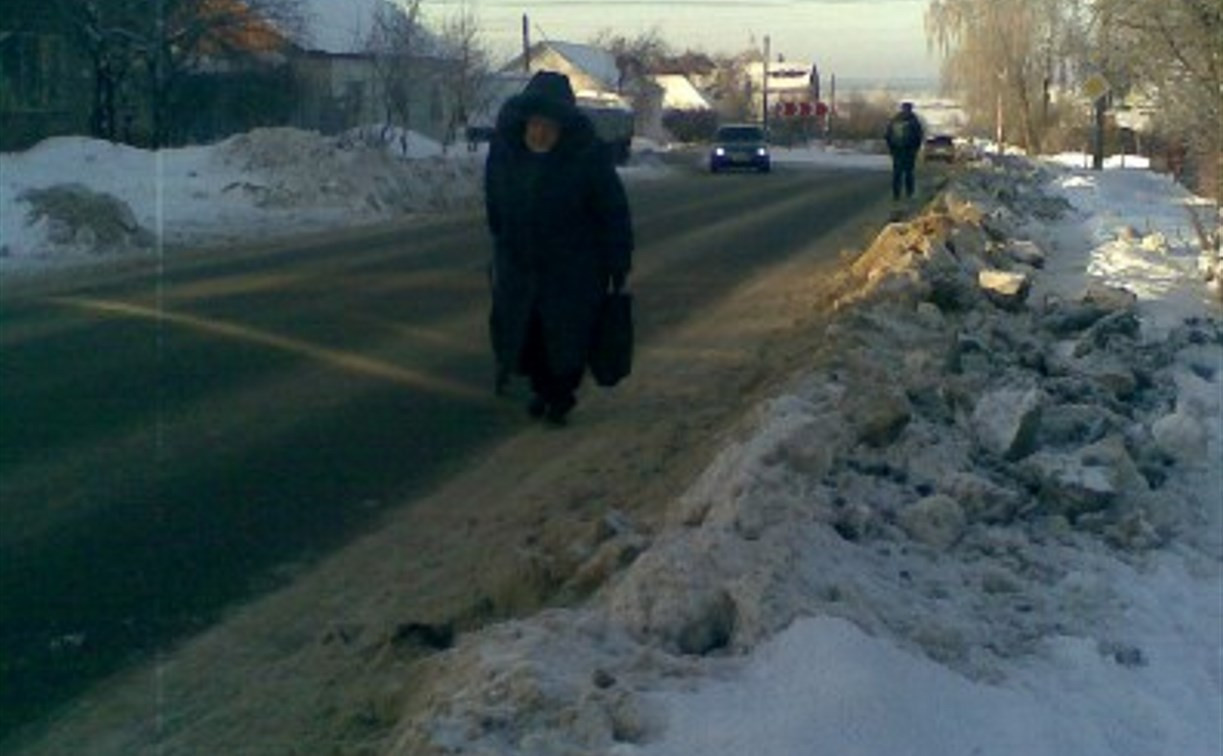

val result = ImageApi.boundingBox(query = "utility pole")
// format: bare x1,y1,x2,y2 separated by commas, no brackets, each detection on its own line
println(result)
827,73,836,138
522,14,530,73
762,35,770,130
1092,6,1110,171
995,87,1004,155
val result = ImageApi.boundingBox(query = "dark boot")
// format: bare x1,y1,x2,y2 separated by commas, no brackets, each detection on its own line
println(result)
494,364,511,396
527,394,548,419
544,394,576,426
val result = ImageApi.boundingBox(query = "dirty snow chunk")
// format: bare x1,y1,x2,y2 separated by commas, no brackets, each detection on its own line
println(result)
1082,282,1138,312
19,183,153,255
897,495,967,550
972,387,1043,461
1021,452,1117,517
847,387,912,447
1007,239,1047,268
392,611,666,754
1040,298,1113,336
1021,436,1147,520
939,472,1024,524
1151,412,1209,463
606,545,739,656
979,269,1031,310
1036,403,1127,449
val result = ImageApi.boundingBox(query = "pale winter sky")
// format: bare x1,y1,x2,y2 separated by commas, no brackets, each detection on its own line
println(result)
427,0,942,83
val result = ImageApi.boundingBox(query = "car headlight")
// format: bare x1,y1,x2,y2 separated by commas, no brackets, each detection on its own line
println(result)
757,148,768,157
715,147,726,156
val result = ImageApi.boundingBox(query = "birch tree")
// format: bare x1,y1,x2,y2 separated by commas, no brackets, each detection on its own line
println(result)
926,0,1087,152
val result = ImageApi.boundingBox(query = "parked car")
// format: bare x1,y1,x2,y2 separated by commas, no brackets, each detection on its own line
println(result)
924,134,956,163
710,124,771,173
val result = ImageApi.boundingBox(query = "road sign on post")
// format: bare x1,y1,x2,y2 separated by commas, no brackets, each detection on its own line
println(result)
1082,73,1111,102
1083,73,1111,171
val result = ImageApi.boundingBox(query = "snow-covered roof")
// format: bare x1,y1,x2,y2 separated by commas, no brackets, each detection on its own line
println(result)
541,41,620,90
292,0,436,56
747,60,819,94
652,74,712,111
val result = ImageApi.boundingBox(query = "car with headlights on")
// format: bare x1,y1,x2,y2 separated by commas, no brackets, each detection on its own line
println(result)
709,124,771,173
923,134,956,163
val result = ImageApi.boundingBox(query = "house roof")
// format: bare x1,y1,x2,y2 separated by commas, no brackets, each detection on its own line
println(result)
501,40,621,92
652,74,712,111
747,60,819,94
292,0,439,55
543,41,620,90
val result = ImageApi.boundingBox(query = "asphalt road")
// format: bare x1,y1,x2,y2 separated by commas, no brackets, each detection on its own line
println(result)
0,157,890,739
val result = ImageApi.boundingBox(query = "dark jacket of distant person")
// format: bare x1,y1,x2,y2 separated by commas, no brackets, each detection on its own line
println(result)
484,72,634,379
884,102,924,156
884,102,925,200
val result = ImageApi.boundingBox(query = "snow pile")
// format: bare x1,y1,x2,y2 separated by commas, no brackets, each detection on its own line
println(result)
15,184,155,258
214,127,481,216
0,127,681,282
386,156,1221,755
0,129,481,273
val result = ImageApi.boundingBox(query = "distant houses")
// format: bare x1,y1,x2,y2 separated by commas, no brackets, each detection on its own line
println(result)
1,1,763,152
473,40,716,146
502,40,624,99
284,0,456,140
0,0,465,149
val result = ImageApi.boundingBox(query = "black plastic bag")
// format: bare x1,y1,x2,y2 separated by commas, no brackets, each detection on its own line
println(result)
589,291,633,387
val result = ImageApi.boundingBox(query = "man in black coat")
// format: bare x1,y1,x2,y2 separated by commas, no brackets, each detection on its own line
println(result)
884,101,924,202
484,71,634,424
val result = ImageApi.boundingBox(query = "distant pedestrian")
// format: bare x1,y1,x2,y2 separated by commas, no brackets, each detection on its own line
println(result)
884,101,925,202
484,71,634,425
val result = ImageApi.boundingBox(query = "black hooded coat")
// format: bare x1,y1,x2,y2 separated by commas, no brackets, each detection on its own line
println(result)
484,72,634,379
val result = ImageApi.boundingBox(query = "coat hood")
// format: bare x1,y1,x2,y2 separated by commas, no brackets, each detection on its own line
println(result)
518,71,578,121
495,71,595,152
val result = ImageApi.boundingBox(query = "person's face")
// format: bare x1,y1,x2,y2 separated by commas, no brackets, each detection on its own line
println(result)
524,115,561,153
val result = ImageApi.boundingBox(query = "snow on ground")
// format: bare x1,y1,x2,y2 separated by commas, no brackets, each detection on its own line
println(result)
1039,154,1221,337
1,129,1220,755
0,128,672,284
596,157,1220,756
772,143,892,171
385,154,1221,753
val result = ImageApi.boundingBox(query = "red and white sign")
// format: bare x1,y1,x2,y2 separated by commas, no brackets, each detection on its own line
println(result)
773,101,828,119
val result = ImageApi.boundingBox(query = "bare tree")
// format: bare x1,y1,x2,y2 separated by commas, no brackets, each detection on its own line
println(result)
365,0,425,147
54,0,304,146
438,1,491,151
926,0,1088,153
1093,0,1221,199
708,48,763,124
53,0,147,141
592,27,670,91
589,28,671,137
